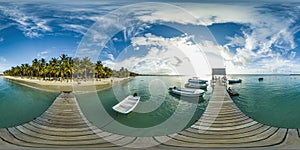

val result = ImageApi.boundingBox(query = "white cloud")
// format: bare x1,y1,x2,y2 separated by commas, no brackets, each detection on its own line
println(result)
60,24,89,36
0,56,6,63
129,3,257,26
37,51,49,58
0,5,52,38
0,1,289,75
133,5,201,25
75,47,100,62
0,37,3,42
224,21,298,73
103,34,212,75
125,3,300,73
0,56,8,74
289,51,296,60
257,55,295,73
225,35,245,47
107,54,114,61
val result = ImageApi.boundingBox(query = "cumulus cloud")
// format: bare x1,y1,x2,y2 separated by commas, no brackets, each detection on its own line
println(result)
222,9,299,73
2,1,298,74
128,3,256,26
225,35,245,47
107,54,115,61
126,2,300,73
103,34,212,75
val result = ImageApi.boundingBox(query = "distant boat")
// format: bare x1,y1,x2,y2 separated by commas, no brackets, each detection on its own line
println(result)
188,77,208,83
112,94,140,114
227,87,239,96
169,87,205,97
185,82,208,89
258,77,263,81
228,79,242,84
289,74,300,76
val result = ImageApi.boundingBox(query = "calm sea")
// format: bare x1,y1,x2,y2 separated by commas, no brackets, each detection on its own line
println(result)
0,77,59,128
76,75,212,136
2,74,298,133
228,74,300,129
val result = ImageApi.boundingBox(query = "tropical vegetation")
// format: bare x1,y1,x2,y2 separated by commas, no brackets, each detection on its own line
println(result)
3,54,136,81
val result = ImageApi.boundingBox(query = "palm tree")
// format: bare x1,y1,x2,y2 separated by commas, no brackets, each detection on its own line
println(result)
44,63,50,80
6,66,21,76
39,58,46,80
14,66,21,76
81,57,94,79
104,67,112,78
20,64,28,77
65,56,73,81
49,58,59,80
20,64,32,78
3,53,135,80
32,58,40,78
94,61,106,78
72,57,82,79
58,54,72,81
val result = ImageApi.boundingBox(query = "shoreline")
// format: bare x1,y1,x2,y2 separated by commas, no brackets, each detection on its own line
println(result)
2,76,132,92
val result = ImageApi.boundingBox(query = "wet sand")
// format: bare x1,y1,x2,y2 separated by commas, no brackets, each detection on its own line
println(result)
2,76,131,92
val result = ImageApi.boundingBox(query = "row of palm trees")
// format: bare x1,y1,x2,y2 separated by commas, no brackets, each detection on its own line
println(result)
3,54,135,81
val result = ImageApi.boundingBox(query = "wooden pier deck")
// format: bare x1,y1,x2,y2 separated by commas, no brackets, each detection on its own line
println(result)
158,81,293,148
0,80,299,149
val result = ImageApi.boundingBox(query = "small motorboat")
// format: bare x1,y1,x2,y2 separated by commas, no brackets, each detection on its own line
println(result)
112,93,140,114
228,79,242,84
169,87,205,97
258,77,263,81
227,87,239,96
185,82,208,89
188,77,208,84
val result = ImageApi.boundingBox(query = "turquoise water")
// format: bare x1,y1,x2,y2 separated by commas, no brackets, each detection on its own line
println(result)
77,76,212,136
0,77,59,128
229,74,300,128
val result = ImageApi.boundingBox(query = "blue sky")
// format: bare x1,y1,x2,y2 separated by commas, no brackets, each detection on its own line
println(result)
0,0,300,74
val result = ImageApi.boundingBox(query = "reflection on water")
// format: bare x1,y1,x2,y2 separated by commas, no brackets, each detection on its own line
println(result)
229,74,300,128
0,78,59,128
77,76,212,136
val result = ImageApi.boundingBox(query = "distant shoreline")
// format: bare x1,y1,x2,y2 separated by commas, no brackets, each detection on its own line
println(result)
139,74,186,76
228,74,300,76
2,76,131,92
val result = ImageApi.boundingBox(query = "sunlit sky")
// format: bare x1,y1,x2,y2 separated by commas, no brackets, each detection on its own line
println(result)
0,0,300,74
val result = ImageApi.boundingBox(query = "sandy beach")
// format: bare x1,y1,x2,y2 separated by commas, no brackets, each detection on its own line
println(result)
2,76,131,92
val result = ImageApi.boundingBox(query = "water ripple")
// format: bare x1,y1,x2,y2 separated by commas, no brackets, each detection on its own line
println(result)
230,74,300,128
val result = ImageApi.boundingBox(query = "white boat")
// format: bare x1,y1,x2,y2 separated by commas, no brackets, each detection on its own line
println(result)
169,87,205,97
112,94,140,114
185,82,208,89
188,77,208,83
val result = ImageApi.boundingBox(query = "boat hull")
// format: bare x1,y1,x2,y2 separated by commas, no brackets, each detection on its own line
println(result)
185,83,208,89
188,79,208,84
228,79,242,84
112,95,140,114
169,88,204,97
227,89,239,96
